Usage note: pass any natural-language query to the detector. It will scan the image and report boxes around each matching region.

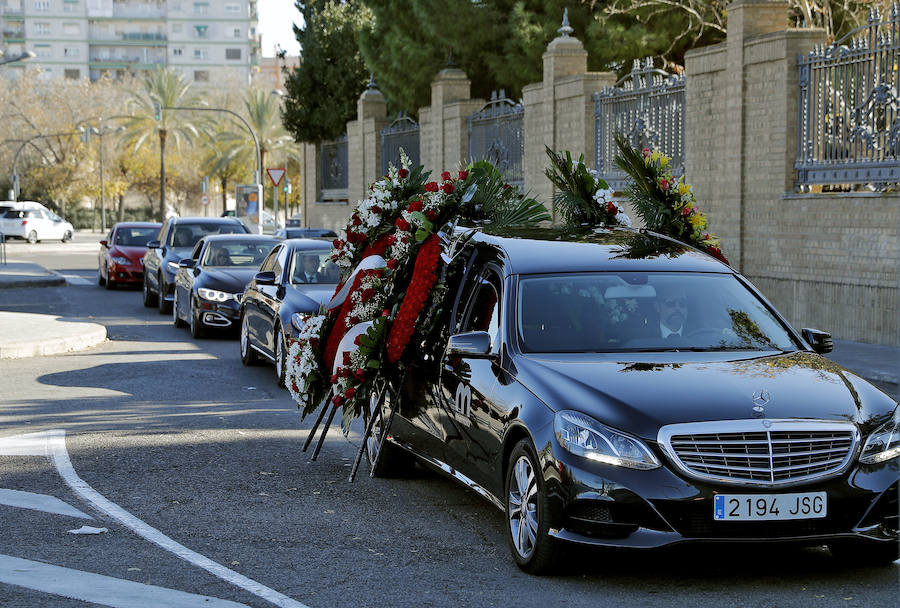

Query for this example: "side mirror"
[178,258,196,269]
[447,331,495,358]
[802,328,833,354]
[147,240,161,249]
[254,270,277,286]
[99,239,108,247]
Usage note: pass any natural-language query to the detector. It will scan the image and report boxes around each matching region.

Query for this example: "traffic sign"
[200,194,210,206]
[266,168,285,187]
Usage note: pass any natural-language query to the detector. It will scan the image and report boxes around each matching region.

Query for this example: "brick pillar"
[300,142,318,228]
[348,82,388,205]
[725,0,790,271]
[419,67,482,177]
[524,15,615,217]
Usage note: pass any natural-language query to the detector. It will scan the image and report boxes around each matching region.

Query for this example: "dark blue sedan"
[172,234,279,338]
[239,239,340,385]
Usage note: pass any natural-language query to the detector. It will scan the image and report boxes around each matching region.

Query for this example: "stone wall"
[294,0,899,345]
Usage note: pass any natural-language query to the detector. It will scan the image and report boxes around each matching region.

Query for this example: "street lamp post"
[162,105,263,231]
[76,116,130,232]
[0,50,36,67]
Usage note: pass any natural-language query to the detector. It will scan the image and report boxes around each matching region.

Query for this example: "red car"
[98,221,162,289]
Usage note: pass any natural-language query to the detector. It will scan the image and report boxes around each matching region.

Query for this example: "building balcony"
[2,29,24,39]
[122,32,166,41]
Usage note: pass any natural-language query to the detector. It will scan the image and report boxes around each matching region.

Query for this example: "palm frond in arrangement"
[613,134,729,265]
[544,146,622,226]
[467,160,550,228]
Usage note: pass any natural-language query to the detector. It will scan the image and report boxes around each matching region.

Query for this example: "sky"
[257,0,303,58]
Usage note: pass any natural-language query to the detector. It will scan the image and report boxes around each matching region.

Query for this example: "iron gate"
[320,135,348,200]
[381,114,420,175]
[467,91,525,188]
[796,4,899,189]
[593,58,686,191]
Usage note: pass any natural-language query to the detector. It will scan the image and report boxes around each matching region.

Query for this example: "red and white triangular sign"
[266,168,286,187]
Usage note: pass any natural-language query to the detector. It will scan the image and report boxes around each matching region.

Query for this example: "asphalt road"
[0,233,897,608]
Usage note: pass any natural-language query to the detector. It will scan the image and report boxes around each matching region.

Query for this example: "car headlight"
[860,406,900,464]
[198,288,232,303]
[110,256,130,265]
[166,261,180,273]
[554,410,660,470]
[291,313,307,332]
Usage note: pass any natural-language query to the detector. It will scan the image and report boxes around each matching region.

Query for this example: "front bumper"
[108,263,143,284]
[195,298,241,329]
[542,438,898,550]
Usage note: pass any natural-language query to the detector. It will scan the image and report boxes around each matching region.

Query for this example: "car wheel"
[62,230,72,243]
[365,381,415,477]
[275,323,287,388]
[142,272,158,307]
[189,298,205,338]
[240,313,259,365]
[104,264,115,290]
[829,539,899,566]
[173,290,187,328]
[157,274,171,314]
[98,269,106,286]
[505,439,560,575]
[26,231,37,244]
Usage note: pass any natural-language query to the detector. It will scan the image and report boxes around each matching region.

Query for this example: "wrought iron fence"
[796,4,899,189]
[467,91,525,188]
[381,114,420,175]
[320,135,348,200]
[593,58,686,191]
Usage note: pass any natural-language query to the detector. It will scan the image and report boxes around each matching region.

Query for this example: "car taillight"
[20,220,27,225]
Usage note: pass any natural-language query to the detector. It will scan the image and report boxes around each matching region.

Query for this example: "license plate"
[713,492,827,521]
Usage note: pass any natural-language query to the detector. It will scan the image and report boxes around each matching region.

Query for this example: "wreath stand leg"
[302,388,333,453]
[347,401,381,482]
[311,404,339,461]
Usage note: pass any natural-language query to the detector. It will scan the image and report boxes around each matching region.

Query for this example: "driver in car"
[212,247,232,266]
[654,284,688,338]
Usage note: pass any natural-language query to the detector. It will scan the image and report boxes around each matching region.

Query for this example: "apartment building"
[0,0,260,84]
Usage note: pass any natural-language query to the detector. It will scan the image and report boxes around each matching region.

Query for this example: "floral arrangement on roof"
[544,146,632,227]
[613,134,729,265]
[285,150,550,433]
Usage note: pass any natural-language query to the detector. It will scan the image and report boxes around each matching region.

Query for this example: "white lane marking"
[0,554,250,608]
[60,274,92,285]
[0,430,309,608]
[0,488,93,520]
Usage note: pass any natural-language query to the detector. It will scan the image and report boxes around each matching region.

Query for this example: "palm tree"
[123,68,202,222]
[212,88,291,217]
[201,123,252,214]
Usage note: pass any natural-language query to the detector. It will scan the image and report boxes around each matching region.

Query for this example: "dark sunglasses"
[662,298,687,309]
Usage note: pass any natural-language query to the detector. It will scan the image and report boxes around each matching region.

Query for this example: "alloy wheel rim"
[240,317,249,357]
[366,386,384,463]
[276,332,284,380]
[508,456,538,559]
[173,291,178,323]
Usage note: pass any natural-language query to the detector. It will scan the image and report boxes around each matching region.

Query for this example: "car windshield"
[288,249,339,285]
[115,227,158,246]
[202,239,278,267]
[168,223,246,247]
[517,272,798,353]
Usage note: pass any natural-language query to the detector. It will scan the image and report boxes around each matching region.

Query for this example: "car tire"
[275,323,287,388]
[104,265,115,290]
[240,313,259,365]
[829,539,899,566]
[365,381,415,478]
[142,272,158,307]
[173,290,187,328]
[505,439,560,575]
[157,274,171,314]
[98,270,106,286]
[189,298,205,338]
[26,231,37,244]
[62,230,72,243]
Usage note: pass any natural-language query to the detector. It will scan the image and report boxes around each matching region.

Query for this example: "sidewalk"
[0,262,66,289]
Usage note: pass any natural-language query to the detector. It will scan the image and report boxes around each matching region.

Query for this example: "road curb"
[0,274,67,289]
[0,314,107,359]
